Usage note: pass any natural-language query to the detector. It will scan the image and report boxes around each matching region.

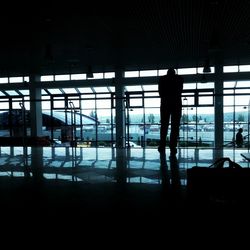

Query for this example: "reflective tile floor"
[0,146,250,236]
[0,146,249,184]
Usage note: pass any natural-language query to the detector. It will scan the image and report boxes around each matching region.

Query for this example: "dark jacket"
[158,74,184,106]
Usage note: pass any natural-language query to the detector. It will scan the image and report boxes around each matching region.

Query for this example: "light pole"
[69,101,76,146]
[183,97,188,148]
[248,98,250,151]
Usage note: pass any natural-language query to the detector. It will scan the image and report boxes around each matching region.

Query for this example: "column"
[115,69,125,148]
[214,52,224,149]
[30,75,43,137]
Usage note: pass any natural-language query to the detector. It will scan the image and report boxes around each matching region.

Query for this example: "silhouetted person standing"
[158,68,184,155]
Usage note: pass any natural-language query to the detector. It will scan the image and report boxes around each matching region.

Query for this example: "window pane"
[224,81,236,88]
[96,99,111,109]
[143,85,158,91]
[47,89,62,94]
[239,65,250,72]
[71,74,86,80]
[5,90,19,95]
[197,82,214,89]
[53,100,65,108]
[184,83,196,90]
[104,72,115,78]
[235,95,250,105]
[223,66,238,73]
[55,75,70,81]
[129,98,143,107]
[158,69,167,76]
[178,68,196,75]
[236,81,250,88]
[62,88,77,94]
[124,71,139,78]
[0,78,8,84]
[41,75,54,82]
[9,77,23,83]
[93,87,109,93]
[125,86,142,91]
[93,73,104,79]
[77,87,93,93]
[144,98,160,107]
[224,96,234,105]
[140,70,157,77]
[82,100,95,109]
[199,96,213,105]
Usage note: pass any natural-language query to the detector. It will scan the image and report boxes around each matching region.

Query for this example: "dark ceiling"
[1,0,250,75]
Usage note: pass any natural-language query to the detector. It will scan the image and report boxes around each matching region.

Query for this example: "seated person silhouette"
[235,128,244,147]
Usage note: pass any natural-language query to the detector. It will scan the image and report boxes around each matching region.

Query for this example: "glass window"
[239,65,250,72]
[53,100,65,108]
[223,66,238,73]
[9,77,23,83]
[62,88,77,94]
[41,75,54,82]
[125,86,142,91]
[224,96,235,106]
[55,75,70,81]
[124,71,139,78]
[0,101,9,109]
[82,100,95,109]
[197,82,214,89]
[93,87,110,93]
[140,70,157,77]
[235,89,250,94]
[93,73,104,79]
[18,90,29,95]
[224,81,236,88]
[108,87,115,92]
[144,92,159,97]
[224,89,234,94]
[144,98,160,107]
[77,87,93,93]
[24,76,30,82]
[158,69,167,76]
[71,74,86,80]
[235,95,250,105]
[96,94,110,98]
[5,90,19,96]
[184,83,196,90]
[178,68,196,75]
[182,96,194,106]
[47,89,62,94]
[42,101,51,109]
[143,85,158,91]
[96,99,111,109]
[0,78,8,84]
[236,81,250,88]
[129,98,143,107]
[68,99,80,109]
[104,72,115,78]
[199,96,213,105]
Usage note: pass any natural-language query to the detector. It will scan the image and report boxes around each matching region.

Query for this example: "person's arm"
[158,76,163,98]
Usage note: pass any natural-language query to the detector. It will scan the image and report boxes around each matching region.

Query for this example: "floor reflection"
[0,146,249,185]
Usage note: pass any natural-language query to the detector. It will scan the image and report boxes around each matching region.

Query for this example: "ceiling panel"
[0,0,250,75]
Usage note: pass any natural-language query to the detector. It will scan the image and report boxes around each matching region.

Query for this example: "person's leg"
[159,105,170,152]
[169,108,182,154]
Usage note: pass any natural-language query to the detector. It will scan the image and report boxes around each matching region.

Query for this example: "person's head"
[167,67,176,76]
[239,128,243,133]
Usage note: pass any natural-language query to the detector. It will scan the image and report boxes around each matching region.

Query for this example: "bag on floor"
[187,157,250,202]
